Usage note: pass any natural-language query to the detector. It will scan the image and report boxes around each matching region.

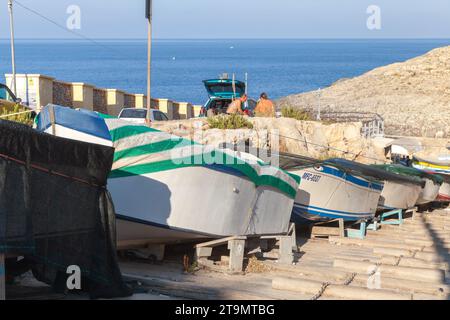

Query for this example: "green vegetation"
[280,106,312,121]
[207,114,254,130]
[0,104,34,126]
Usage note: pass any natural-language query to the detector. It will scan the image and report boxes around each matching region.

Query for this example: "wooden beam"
[195,236,247,249]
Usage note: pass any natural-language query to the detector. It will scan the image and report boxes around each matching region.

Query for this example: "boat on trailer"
[278,154,383,224]
[412,156,450,202]
[373,164,443,205]
[35,105,300,248]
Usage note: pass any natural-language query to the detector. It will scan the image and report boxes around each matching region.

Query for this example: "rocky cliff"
[277,46,450,138]
[152,117,385,164]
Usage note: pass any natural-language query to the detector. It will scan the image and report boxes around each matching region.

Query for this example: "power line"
[12,0,122,54]
[270,132,388,163]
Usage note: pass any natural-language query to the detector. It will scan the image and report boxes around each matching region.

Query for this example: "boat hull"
[413,158,449,202]
[437,177,450,202]
[416,178,441,205]
[378,180,422,210]
[289,165,382,224]
[109,166,294,247]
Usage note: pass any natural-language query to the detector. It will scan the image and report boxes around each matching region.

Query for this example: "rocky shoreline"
[277,46,450,138]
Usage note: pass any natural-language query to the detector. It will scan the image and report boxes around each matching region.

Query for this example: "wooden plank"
[0,253,5,300]
[195,236,247,249]
[311,226,341,237]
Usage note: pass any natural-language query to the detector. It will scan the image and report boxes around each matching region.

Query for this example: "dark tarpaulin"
[0,120,131,299]
[278,152,425,187]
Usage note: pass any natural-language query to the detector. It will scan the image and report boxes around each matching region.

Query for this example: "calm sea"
[1,39,449,105]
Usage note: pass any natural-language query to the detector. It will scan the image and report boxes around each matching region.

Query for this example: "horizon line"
[1,37,450,41]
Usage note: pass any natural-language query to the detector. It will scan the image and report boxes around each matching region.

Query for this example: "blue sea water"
[0,39,449,105]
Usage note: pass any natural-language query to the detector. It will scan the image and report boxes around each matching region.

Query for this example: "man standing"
[226,94,247,115]
[254,92,275,117]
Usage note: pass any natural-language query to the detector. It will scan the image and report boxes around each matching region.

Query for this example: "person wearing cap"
[226,94,247,115]
[254,92,275,117]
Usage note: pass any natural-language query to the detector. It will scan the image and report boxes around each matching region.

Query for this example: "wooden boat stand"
[311,207,418,241]
[194,223,297,274]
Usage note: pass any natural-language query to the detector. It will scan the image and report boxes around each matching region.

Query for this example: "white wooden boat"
[36,105,300,247]
[374,164,443,206]
[279,155,383,223]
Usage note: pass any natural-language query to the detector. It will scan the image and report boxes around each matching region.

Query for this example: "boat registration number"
[302,172,322,182]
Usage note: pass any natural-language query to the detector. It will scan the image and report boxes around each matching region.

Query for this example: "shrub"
[281,106,311,121]
[207,114,254,130]
[0,104,34,126]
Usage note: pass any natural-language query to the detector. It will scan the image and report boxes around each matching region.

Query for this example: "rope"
[0,109,34,118]
[310,272,357,300]
[310,282,330,301]
[343,272,357,286]
[367,263,382,277]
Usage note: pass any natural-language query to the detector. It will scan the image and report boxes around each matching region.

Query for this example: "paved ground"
[5,206,450,300]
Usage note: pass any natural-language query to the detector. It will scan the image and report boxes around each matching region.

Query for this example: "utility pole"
[145,0,153,123]
[8,0,17,96]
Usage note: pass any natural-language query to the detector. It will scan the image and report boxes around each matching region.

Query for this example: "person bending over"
[226,94,248,115]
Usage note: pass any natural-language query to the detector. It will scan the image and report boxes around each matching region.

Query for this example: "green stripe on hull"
[113,138,190,162]
[109,125,160,142]
[109,152,299,199]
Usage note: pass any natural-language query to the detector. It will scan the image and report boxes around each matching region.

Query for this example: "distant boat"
[373,164,443,205]
[278,154,383,224]
[35,105,300,248]
[412,156,450,202]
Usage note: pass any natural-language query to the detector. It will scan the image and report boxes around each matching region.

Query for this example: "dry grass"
[0,104,34,126]
[281,106,312,121]
[207,114,254,130]
[245,256,273,274]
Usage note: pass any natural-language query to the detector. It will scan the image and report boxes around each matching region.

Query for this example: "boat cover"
[374,164,444,185]
[36,105,300,199]
[326,158,426,186]
[279,153,421,186]
[0,119,131,299]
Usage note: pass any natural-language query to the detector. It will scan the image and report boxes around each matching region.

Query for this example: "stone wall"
[52,81,73,108]
[124,94,136,109]
[152,117,386,164]
[152,117,449,164]
[93,89,107,114]
[5,73,203,120]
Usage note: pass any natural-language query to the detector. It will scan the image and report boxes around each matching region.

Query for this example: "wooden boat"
[413,156,450,202]
[279,154,383,224]
[36,105,300,248]
[373,164,443,205]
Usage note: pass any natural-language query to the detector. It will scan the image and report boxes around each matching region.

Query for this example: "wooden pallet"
[194,224,297,273]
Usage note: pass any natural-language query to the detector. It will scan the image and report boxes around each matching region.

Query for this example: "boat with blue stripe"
[279,154,385,223]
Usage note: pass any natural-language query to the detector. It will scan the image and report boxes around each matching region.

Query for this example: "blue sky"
[0,0,449,39]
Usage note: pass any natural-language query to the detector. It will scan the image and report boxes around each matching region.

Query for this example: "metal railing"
[316,111,385,138]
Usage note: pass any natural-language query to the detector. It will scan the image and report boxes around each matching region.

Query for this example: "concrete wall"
[4,73,203,120]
